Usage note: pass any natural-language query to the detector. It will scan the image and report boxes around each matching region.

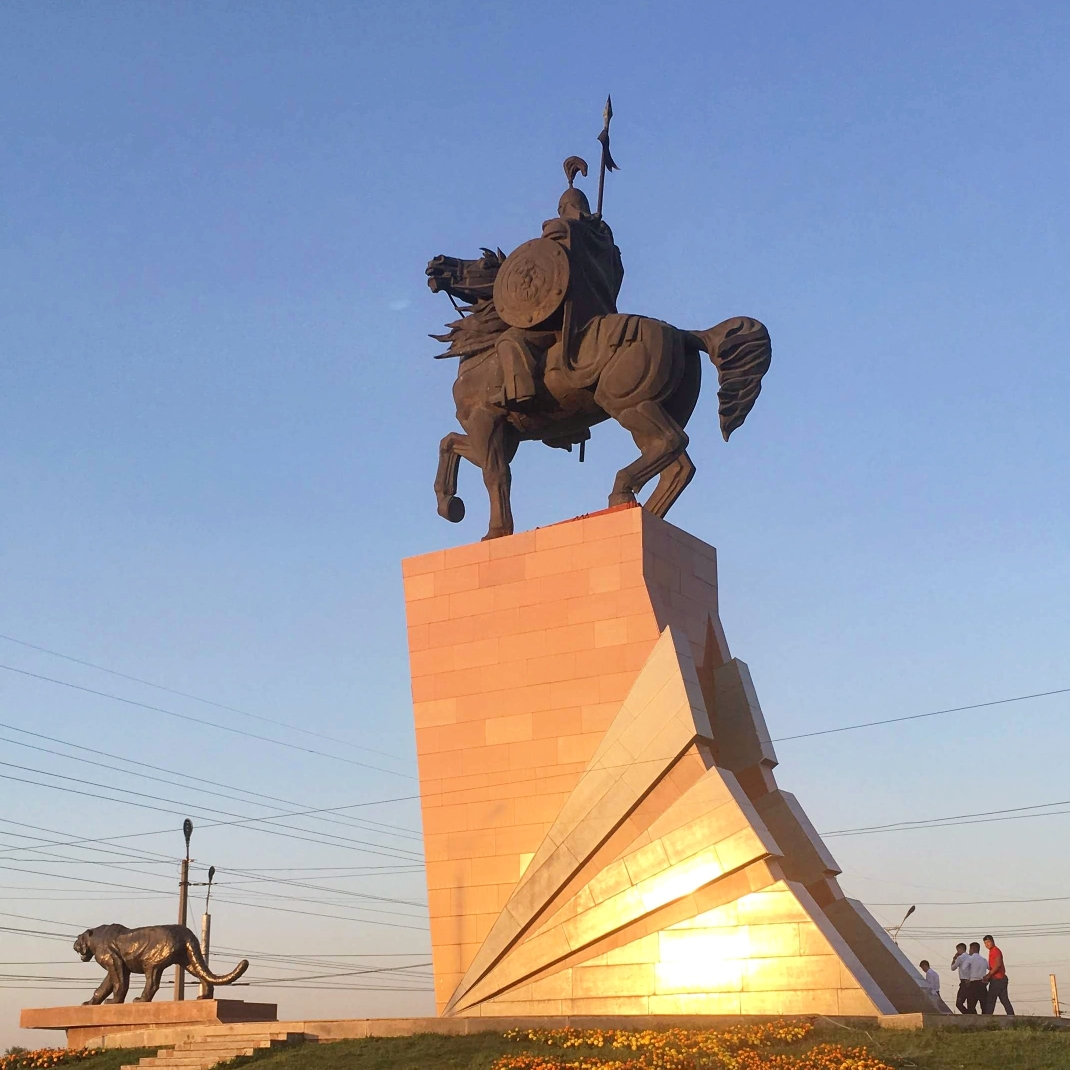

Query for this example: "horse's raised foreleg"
[607,400,689,515]
[435,431,470,523]
[443,411,519,540]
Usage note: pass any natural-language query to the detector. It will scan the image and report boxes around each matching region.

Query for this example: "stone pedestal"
[19,999,278,1048]
[403,505,943,1018]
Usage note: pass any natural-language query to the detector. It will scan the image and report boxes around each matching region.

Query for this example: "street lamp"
[174,819,193,1000]
[889,904,916,945]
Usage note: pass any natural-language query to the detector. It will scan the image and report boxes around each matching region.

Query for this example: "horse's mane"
[431,298,508,360]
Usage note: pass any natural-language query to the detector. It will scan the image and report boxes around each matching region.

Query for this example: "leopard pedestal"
[20,999,278,1048]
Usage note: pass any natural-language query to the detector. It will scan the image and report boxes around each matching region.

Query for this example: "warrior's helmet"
[558,186,592,220]
[559,156,592,219]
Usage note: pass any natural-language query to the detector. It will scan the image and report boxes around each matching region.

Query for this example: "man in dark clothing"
[982,934,1015,1015]
[950,942,970,1013]
[963,941,989,1013]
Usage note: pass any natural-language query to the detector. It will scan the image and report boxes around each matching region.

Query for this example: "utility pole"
[199,866,216,1000]
[1052,973,1062,1018]
[174,818,193,1001]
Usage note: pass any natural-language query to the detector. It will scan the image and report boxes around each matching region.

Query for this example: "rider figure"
[497,181,625,406]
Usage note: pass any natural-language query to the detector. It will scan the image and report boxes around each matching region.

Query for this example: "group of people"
[918,935,1014,1015]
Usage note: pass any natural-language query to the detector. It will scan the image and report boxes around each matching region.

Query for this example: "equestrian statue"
[426,99,772,540]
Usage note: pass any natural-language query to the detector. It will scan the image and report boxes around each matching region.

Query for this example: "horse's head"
[426,248,504,304]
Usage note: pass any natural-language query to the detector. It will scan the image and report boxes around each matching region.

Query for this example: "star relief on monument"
[425,99,772,540]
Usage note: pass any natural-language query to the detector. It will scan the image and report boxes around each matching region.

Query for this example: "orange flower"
[1,1047,94,1070]
[494,1021,892,1070]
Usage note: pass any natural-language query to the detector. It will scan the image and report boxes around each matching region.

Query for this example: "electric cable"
[823,797,1070,837]
[0,631,405,761]
[0,661,415,778]
[769,686,1070,743]
[0,723,422,842]
[0,767,423,860]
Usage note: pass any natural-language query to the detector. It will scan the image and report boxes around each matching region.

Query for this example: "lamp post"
[199,865,216,1000]
[889,904,916,945]
[174,818,193,1001]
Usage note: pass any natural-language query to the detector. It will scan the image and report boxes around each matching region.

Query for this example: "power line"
[243,962,432,984]
[0,805,428,920]
[216,866,425,907]
[0,796,418,858]
[0,661,415,778]
[0,815,431,923]
[188,895,428,931]
[0,843,430,923]
[213,944,430,960]
[0,766,423,860]
[770,686,1070,744]
[0,847,427,917]
[823,797,1070,837]
[0,720,422,842]
[868,896,1070,906]
[0,631,406,762]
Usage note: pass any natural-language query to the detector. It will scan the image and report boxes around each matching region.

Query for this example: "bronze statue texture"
[426,148,772,540]
[74,924,249,1004]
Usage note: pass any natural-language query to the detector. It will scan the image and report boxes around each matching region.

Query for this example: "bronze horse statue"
[426,249,771,540]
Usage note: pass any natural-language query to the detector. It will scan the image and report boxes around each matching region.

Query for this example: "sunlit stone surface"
[403,505,940,1017]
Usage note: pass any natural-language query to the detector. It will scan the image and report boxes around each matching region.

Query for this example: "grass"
[206,1022,1070,1070]
[79,1050,158,1070]
[838,1021,1070,1069]
[222,1034,522,1070]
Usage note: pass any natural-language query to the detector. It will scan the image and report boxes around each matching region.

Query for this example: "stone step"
[136,1053,258,1068]
[140,1059,253,1067]
[136,1059,254,1070]
[172,1041,277,1052]
[122,1026,306,1070]
[131,1063,244,1070]
[175,1034,300,1049]
[155,1049,261,1056]
[175,1031,299,1040]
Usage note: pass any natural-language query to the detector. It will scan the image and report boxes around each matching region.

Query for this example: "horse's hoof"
[608,491,637,507]
[438,496,465,523]
[481,528,511,541]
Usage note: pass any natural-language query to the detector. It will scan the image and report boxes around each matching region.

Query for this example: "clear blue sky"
[2,1,1069,1041]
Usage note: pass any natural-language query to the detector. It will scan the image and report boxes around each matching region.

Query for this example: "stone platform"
[56,1012,1062,1050]
[403,505,946,1018]
[19,999,278,1047]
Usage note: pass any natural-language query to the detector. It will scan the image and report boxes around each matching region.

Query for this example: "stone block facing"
[403,507,942,1016]
[20,1000,278,1048]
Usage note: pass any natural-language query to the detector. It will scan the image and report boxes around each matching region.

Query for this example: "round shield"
[493,238,570,329]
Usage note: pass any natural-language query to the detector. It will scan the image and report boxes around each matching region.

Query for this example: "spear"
[595,94,619,217]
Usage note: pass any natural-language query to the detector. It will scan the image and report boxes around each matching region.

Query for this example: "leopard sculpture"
[74,923,249,1004]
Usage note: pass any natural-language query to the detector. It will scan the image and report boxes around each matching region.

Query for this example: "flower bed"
[494,1022,893,1070]
[0,1050,94,1070]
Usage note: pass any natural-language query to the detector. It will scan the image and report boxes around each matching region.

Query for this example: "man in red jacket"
[982,934,1015,1015]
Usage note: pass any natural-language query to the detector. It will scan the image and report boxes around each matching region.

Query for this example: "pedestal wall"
[402,506,940,1018]
[404,505,723,1009]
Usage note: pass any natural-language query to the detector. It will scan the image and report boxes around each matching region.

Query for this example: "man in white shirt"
[963,941,990,1013]
[950,943,970,1013]
[919,959,940,1001]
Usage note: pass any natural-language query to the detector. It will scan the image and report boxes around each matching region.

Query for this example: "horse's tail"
[688,317,771,441]
[182,933,249,986]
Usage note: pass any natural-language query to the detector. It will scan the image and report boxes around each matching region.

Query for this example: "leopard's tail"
[183,934,249,985]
